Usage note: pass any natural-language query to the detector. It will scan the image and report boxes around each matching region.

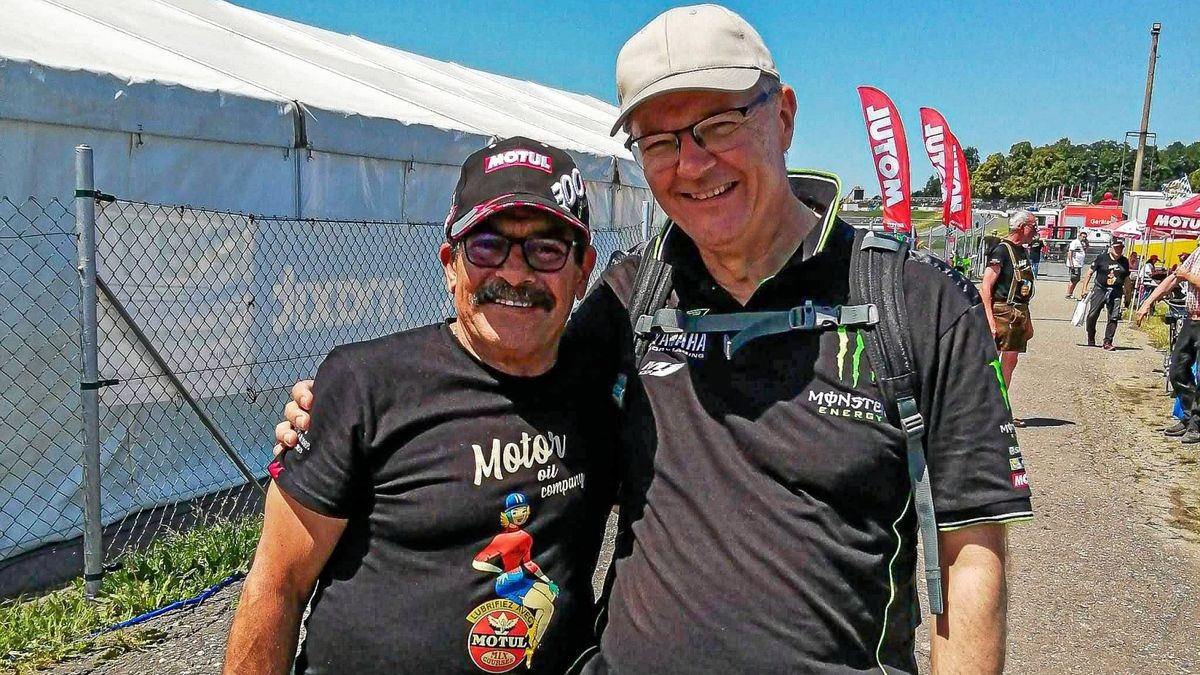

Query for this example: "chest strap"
[634,300,878,358]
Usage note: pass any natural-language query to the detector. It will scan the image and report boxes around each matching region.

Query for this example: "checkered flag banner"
[1163,175,1195,200]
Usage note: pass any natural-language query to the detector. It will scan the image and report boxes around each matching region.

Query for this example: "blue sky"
[234,0,1199,192]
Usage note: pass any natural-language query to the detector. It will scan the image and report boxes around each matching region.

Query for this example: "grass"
[0,516,260,673]
[1134,307,1171,350]
[842,208,967,236]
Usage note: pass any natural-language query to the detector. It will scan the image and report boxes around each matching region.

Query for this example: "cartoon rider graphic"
[472,493,559,668]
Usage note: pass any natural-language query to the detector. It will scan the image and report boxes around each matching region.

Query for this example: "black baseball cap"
[444,136,591,244]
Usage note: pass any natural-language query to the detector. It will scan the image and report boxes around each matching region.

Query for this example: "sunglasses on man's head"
[461,231,577,273]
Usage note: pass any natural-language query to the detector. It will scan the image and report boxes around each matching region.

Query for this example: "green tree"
[973,152,1007,200]
[969,137,1199,203]
[1190,167,1200,192]
[920,174,942,198]
[963,146,981,174]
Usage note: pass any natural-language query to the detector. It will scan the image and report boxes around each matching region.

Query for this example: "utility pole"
[1131,22,1161,192]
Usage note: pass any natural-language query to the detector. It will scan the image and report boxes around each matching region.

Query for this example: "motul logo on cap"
[484,149,553,174]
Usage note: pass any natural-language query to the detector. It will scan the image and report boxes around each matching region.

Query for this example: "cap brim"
[609,67,763,136]
[447,194,591,244]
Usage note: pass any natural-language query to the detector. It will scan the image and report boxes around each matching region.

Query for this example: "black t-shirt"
[1091,253,1131,291]
[568,220,1032,674]
[274,322,618,675]
[986,239,1035,304]
[1027,236,1045,261]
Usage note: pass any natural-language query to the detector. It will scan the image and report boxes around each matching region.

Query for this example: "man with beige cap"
[273,5,1029,674]
[573,5,1029,674]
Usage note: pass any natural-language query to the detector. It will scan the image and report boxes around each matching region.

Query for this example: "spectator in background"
[1136,254,1159,306]
[1066,230,1088,299]
[1079,239,1131,350]
[1125,251,1141,308]
[981,211,1037,426]
[1027,229,1045,278]
[1172,251,1189,274]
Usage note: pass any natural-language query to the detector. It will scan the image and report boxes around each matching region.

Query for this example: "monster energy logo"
[836,326,869,386]
[988,358,1011,409]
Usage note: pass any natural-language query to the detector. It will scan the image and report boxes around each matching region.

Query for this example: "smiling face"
[439,207,595,376]
[628,85,798,256]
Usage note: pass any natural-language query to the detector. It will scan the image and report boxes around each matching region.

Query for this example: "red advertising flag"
[918,107,953,226]
[918,107,972,232]
[948,137,973,232]
[857,86,912,232]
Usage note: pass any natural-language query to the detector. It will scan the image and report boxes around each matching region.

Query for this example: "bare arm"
[223,484,347,675]
[930,524,1008,675]
[979,265,999,335]
[1135,274,1182,325]
[1175,266,1200,285]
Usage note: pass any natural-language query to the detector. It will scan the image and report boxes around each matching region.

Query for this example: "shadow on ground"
[1020,417,1075,428]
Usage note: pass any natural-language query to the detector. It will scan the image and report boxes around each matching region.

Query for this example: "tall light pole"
[1131,22,1161,192]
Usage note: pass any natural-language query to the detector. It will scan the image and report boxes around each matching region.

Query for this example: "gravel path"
[40,275,1200,675]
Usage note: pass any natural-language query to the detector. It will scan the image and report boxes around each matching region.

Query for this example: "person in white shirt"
[1066,231,1088,298]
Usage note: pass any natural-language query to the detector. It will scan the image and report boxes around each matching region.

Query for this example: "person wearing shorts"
[981,211,1037,425]
[1066,231,1088,297]
[992,302,1031,352]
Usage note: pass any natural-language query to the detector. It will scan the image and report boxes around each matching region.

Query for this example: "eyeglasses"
[461,231,577,272]
[625,89,777,171]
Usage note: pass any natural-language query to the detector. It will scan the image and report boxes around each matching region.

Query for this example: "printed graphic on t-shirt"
[987,357,1030,488]
[467,493,560,673]
[806,327,886,423]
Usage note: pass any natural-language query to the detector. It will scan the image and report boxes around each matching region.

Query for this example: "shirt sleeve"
[273,346,368,518]
[985,243,1005,267]
[1184,249,1200,275]
[923,304,1033,530]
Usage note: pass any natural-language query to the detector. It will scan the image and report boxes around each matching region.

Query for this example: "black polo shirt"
[568,219,1032,674]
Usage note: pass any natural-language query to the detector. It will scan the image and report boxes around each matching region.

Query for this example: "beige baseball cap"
[610,4,778,136]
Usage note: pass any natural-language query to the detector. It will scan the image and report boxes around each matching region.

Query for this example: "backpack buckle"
[899,411,925,439]
[787,301,840,330]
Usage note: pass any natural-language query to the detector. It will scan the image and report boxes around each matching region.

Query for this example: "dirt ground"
[36,273,1200,675]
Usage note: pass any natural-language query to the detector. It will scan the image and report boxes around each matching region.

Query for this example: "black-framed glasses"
[625,88,777,170]
[462,231,577,272]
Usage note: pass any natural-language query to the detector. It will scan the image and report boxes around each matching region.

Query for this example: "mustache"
[472,278,556,311]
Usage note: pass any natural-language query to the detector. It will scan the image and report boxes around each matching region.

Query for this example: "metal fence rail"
[1,160,646,595]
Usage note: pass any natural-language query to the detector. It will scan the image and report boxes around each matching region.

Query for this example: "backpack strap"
[850,229,944,615]
[637,302,878,359]
[627,223,677,363]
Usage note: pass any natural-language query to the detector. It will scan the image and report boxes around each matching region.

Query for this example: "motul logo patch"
[484,149,553,174]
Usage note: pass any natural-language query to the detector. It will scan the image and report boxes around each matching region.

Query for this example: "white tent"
[0,0,651,224]
[0,0,656,571]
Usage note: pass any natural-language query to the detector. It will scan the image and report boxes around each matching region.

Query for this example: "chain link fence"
[0,185,645,596]
[0,197,83,576]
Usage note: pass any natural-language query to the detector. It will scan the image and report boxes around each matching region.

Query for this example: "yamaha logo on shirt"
[648,332,708,360]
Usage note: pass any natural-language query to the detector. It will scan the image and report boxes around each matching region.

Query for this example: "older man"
[981,211,1037,425]
[225,137,617,675]
[276,6,1031,674]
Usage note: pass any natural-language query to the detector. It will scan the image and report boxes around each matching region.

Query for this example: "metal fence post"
[75,145,104,598]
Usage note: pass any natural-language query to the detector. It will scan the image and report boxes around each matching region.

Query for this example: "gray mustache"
[472,279,555,311]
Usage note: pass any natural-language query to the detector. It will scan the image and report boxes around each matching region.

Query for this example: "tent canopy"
[1147,196,1200,239]
[0,0,651,221]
